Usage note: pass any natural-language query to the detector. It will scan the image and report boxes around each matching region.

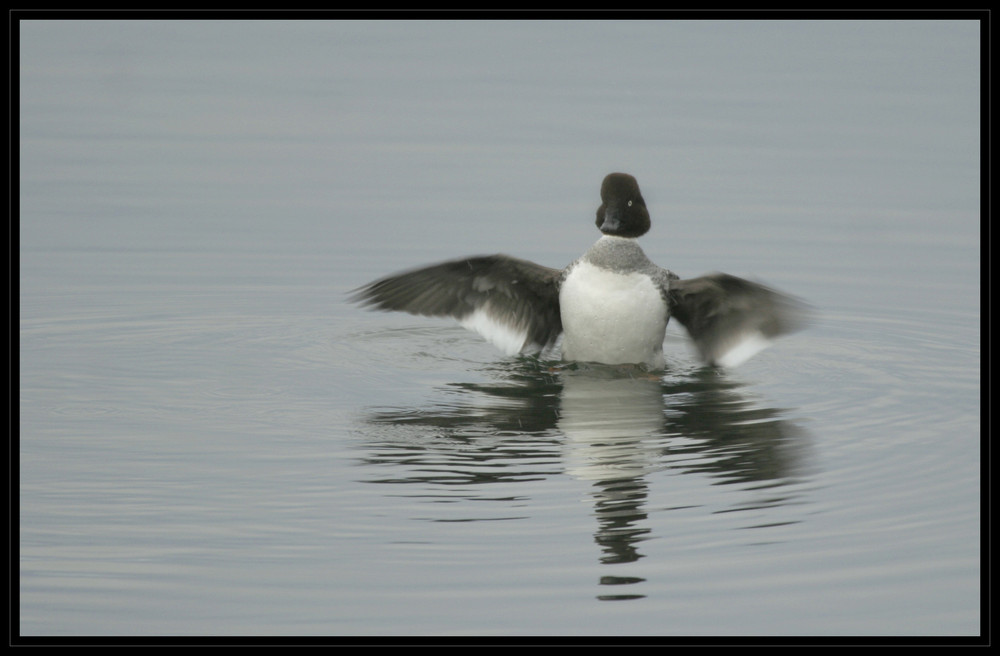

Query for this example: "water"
[18,19,981,638]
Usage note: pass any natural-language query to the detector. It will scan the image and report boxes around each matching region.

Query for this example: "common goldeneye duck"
[351,173,808,369]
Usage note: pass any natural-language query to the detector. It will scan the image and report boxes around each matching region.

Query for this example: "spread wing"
[668,273,810,367]
[350,255,563,355]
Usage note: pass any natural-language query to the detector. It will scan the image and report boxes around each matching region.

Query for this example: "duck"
[351,173,807,369]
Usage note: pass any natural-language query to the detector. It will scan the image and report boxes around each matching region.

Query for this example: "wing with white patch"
[350,255,563,355]
[667,273,810,367]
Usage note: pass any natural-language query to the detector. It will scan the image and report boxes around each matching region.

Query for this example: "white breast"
[558,260,668,368]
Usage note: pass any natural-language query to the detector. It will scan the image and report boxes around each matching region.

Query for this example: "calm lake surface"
[18,19,981,638]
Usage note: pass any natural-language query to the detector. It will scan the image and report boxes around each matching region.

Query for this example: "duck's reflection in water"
[559,369,663,580]
[360,358,811,601]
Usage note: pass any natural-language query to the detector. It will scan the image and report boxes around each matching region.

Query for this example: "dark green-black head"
[595,172,651,238]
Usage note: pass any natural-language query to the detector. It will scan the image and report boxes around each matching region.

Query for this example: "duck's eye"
[627,200,633,207]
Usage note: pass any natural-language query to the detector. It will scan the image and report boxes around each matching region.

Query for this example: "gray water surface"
[19,19,980,637]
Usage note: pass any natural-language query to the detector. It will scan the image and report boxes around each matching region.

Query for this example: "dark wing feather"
[668,273,810,367]
[350,254,563,354]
